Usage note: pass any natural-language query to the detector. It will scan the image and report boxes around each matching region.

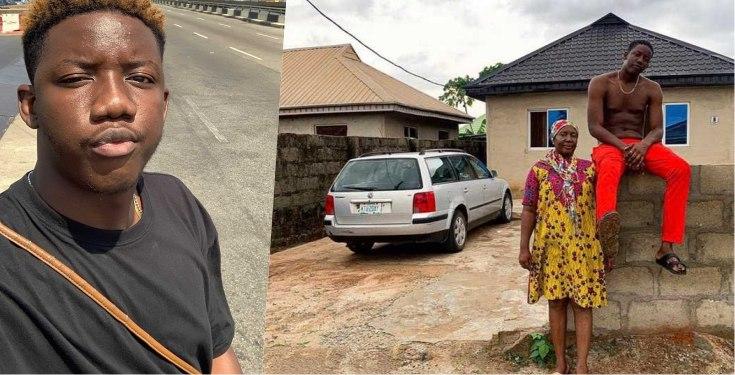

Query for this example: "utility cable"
[304,0,444,87]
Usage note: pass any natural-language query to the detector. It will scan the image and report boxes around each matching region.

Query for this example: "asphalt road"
[0,5,283,372]
[0,36,26,134]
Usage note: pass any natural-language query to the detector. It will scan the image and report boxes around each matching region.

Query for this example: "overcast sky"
[283,0,734,117]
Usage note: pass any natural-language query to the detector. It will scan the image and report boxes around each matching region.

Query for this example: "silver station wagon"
[323,149,512,253]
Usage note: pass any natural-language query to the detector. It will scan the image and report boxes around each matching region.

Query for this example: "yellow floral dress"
[522,158,607,308]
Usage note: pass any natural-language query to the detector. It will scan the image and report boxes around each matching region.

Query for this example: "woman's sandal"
[656,252,687,275]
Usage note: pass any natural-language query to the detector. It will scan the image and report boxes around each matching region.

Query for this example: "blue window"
[529,108,568,148]
[663,103,689,146]
[547,109,568,147]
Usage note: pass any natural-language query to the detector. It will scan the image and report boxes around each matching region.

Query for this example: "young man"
[587,40,690,275]
[0,0,242,372]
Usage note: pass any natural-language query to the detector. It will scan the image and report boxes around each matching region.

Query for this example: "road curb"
[163,3,284,29]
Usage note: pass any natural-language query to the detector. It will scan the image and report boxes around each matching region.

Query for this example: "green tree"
[478,62,504,80]
[439,75,474,114]
[440,63,504,114]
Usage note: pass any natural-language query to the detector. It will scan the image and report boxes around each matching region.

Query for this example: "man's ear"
[17,84,37,129]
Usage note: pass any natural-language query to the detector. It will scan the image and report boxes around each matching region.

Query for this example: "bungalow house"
[279,44,473,140]
[465,13,734,191]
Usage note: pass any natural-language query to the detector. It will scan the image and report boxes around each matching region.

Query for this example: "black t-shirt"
[0,172,234,373]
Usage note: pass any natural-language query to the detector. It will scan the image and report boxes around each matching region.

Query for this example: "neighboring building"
[279,44,473,140]
[465,13,734,191]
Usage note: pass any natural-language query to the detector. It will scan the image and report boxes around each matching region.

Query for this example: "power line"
[303,0,444,87]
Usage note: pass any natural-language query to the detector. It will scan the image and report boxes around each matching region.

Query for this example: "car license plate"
[357,203,382,214]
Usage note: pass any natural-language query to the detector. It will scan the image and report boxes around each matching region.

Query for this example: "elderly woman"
[519,119,607,374]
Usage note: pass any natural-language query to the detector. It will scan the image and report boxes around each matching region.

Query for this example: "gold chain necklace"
[617,70,640,95]
[132,192,143,218]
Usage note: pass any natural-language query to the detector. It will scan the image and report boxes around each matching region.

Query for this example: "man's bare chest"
[604,83,650,114]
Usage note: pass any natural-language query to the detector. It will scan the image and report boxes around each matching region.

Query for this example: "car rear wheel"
[497,191,513,223]
[346,241,374,254]
[443,211,467,253]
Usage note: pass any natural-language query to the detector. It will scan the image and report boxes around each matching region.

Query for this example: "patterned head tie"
[550,119,577,143]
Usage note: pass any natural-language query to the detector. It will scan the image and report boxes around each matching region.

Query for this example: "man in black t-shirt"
[0,0,241,372]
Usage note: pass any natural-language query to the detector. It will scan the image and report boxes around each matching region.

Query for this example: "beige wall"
[485,91,590,192]
[279,112,461,140]
[278,113,387,137]
[663,86,734,165]
[383,112,459,140]
[485,86,734,192]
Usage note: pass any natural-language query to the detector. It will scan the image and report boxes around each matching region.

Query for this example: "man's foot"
[597,211,621,259]
[655,252,687,275]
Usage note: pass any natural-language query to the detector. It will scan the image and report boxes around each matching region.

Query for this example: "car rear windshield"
[332,158,422,192]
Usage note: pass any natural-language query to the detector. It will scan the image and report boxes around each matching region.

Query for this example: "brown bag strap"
[0,221,201,375]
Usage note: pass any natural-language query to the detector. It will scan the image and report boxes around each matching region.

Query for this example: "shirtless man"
[587,40,690,275]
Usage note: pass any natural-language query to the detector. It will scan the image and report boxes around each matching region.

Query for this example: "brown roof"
[280,44,473,123]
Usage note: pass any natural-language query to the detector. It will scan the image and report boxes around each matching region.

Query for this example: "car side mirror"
[490,170,498,178]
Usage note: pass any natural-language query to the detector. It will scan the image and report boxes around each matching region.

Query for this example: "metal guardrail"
[154,0,285,26]
[184,0,284,9]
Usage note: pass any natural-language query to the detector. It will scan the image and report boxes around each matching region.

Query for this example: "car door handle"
[463,188,469,192]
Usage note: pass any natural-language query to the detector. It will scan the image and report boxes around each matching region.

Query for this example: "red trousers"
[592,139,690,244]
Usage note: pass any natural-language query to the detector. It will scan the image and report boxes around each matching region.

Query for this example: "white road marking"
[183,97,228,143]
[229,47,262,61]
[193,32,209,39]
[218,23,232,28]
[256,32,280,40]
[173,24,182,28]
[197,17,204,20]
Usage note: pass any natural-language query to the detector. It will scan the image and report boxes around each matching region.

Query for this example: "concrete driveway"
[264,201,549,373]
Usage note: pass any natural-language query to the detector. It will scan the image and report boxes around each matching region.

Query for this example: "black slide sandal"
[656,252,687,275]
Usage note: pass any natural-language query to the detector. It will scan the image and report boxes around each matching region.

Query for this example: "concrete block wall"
[593,165,733,336]
[270,133,487,250]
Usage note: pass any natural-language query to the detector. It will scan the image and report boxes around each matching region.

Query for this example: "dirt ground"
[264,203,734,373]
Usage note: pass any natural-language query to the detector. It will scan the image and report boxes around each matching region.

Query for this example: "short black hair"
[627,40,653,56]
[22,0,166,83]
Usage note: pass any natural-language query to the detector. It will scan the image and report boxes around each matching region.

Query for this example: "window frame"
[404,126,419,139]
[662,102,690,147]
[438,130,450,140]
[527,108,569,150]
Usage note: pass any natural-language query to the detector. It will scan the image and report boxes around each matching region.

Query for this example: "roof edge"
[466,13,734,90]
[283,43,354,53]
[590,13,629,26]
[466,73,734,99]
[280,103,474,123]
